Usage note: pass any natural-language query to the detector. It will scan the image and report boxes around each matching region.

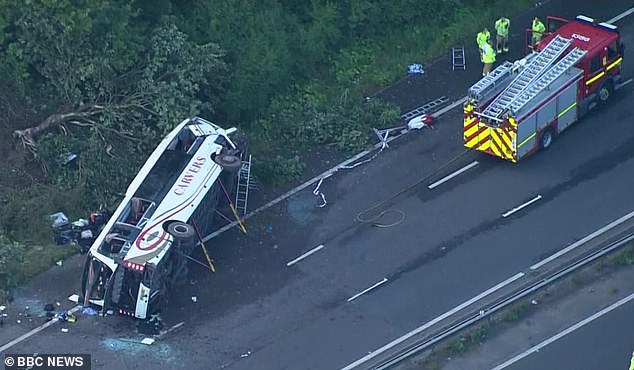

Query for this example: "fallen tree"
[2,1,228,205]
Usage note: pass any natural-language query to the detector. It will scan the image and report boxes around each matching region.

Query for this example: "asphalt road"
[1,1,633,370]
[503,295,634,370]
[440,256,634,370]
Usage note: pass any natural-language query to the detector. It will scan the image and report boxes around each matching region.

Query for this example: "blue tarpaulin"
[407,64,424,75]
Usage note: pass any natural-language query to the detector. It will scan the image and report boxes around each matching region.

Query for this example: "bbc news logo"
[4,354,90,369]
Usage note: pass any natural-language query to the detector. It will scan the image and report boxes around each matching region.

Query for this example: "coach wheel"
[167,221,196,241]
[214,153,242,172]
[597,81,613,105]
[540,128,554,150]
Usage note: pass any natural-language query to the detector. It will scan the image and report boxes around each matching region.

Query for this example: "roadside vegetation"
[0,0,535,300]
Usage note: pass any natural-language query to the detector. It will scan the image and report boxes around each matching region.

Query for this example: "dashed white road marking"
[347,278,388,302]
[491,291,634,369]
[531,208,634,270]
[502,195,542,218]
[286,244,325,266]
[341,272,525,369]
[428,161,479,189]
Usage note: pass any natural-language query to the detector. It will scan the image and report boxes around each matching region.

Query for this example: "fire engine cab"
[464,15,625,162]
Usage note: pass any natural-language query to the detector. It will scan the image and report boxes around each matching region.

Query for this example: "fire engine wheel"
[167,221,197,241]
[214,153,242,172]
[540,128,554,150]
[597,81,613,105]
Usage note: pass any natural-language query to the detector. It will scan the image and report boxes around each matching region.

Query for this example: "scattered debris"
[81,306,98,316]
[407,113,434,130]
[312,177,328,208]
[141,338,155,345]
[101,338,176,363]
[373,126,403,150]
[137,314,163,335]
[407,63,424,75]
[155,321,185,340]
[241,351,252,358]
[58,311,76,323]
[191,296,198,303]
[43,303,56,321]
[56,260,63,266]
[399,96,449,122]
[531,299,538,305]
[68,294,79,304]
[52,209,110,248]
[61,328,69,333]
[62,152,78,166]
[50,212,69,228]
[0,305,6,326]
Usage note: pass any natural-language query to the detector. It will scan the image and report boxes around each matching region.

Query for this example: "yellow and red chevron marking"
[464,107,517,162]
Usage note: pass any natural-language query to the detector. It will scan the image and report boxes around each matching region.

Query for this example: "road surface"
[0,1,633,370]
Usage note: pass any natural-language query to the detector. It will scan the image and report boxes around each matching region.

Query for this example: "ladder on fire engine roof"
[468,61,515,102]
[482,35,573,119]
[508,47,587,114]
[235,153,253,217]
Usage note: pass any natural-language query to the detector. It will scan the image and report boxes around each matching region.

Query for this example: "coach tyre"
[214,153,242,172]
[167,221,196,242]
[540,128,554,150]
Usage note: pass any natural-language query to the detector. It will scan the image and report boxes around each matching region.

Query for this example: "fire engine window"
[589,55,601,73]
[607,40,618,60]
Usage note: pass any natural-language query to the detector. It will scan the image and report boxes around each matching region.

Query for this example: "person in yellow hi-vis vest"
[476,27,490,52]
[532,16,546,48]
[629,350,634,370]
[495,16,510,53]
[481,42,496,76]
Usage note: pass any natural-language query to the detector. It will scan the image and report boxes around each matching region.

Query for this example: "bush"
[0,183,84,244]
[0,234,26,301]
[254,155,306,186]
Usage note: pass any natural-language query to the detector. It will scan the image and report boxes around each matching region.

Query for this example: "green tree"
[2,0,228,206]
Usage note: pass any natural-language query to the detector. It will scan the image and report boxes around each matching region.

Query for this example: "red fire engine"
[464,15,626,162]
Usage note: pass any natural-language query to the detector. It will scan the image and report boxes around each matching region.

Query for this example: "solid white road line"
[608,6,634,23]
[428,161,479,189]
[0,305,82,353]
[341,272,525,370]
[433,96,468,117]
[616,78,633,89]
[286,244,325,266]
[502,195,542,218]
[531,208,634,270]
[490,291,634,370]
[347,278,388,302]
